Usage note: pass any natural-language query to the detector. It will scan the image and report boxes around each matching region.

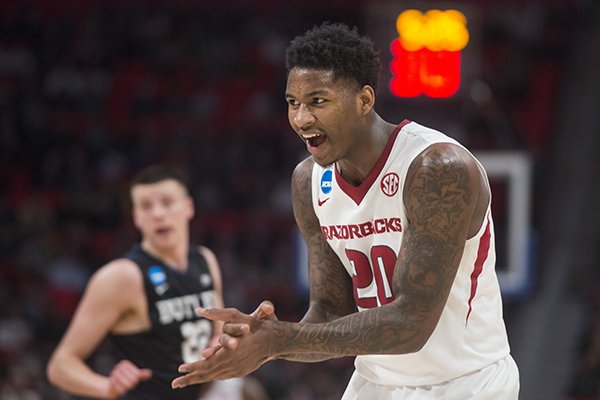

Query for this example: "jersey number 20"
[346,245,397,308]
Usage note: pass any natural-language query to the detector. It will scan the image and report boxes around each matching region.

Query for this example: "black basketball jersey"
[109,243,216,400]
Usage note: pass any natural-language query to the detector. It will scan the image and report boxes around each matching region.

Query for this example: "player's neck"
[337,116,396,186]
[141,240,189,272]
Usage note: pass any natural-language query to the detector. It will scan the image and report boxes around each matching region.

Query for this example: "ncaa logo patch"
[381,173,400,197]
[148,266,167,286]
[320,169,333,194]
[148,265,169,295]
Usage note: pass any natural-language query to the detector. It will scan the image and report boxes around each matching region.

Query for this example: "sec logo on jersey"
[381,173,399,196]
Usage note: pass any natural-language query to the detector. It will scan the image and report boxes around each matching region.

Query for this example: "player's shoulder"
[197,244,216,260]
[292,155,315,185]
[197,245,221,275]
[293,155,315,174]
[90,258,143,290]
[406,142,488,206]
[78,258,145,310]
[412,142,481,175]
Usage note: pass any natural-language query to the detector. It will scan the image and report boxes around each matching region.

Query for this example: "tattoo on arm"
[281,160,355,361]
[292,160,356,324]
[399,147,472,310]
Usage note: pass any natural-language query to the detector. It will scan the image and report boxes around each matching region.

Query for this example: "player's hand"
[172,305,277,388]
[199,301,277,359]
[106,359,152,398]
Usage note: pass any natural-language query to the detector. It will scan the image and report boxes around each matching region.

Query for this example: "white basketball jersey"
[311,121,511,386]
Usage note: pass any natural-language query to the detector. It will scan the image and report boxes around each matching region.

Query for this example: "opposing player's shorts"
[341,355,519,400]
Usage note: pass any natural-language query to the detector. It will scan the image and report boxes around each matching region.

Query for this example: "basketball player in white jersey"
[172,22,520,399]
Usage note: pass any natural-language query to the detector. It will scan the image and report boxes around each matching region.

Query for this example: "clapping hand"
[171,301,277,389]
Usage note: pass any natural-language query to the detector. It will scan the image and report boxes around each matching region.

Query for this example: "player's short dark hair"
[285,22,381,93]
[130,164,189,194]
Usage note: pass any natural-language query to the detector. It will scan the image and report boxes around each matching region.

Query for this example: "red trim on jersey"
[335,120,411,205]
[466,218,491,324]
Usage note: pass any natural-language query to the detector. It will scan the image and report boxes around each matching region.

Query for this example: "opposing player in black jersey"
[47,165,225,399]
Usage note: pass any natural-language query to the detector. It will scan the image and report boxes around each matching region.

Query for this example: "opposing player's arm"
[267,143,486,357]
[46,259,147,398]
[200,245,225,340]
[200,245,224,310]
[292,157,357,324]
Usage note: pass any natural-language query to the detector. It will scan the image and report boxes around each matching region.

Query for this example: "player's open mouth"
[303,133,327,148]
[156,227,172,236]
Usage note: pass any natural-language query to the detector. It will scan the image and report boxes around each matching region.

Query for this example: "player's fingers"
[116,360,151,385]
[201,344,221,359]
[139,368,152,381]
[255,301,277,320]
[110,361,140,394]
[172,371,210,388]
[221,322,250,337]
[120,367,142,387]
[109,373,127,395]
[113,360,139,381]
[174,361,212,387]
[173,365,231,388]
[196,307,249,323]
[218,333,239,349]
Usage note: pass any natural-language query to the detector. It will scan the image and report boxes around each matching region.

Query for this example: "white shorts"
[341,355,519,400]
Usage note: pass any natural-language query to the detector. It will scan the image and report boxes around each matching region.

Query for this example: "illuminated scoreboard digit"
[390,9,469,98]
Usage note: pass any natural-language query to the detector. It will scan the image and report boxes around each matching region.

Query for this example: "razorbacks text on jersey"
[311,121,511,386]
[109,244,216,400]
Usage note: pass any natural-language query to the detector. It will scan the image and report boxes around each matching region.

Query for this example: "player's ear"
[358,85,375,115]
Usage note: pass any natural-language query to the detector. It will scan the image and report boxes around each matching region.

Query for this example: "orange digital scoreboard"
[390,9,469,98]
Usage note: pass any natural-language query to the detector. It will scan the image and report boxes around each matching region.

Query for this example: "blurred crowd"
[0,0,597,399]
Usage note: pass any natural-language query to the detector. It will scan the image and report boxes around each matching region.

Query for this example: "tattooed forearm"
[271,300,422,359]
[277,352,337,362]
